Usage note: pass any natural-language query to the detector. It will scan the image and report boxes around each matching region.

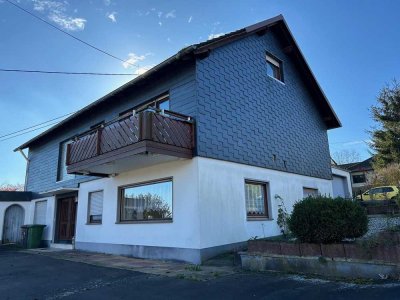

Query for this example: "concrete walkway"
[23,248,239,281]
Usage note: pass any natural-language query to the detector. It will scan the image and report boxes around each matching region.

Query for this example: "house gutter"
[18,148,29,162]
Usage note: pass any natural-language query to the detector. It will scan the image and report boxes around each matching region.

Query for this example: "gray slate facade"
[25,28,333,195]
[196,31,331,179]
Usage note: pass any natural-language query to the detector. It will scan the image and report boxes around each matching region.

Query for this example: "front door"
[56,197,77,243]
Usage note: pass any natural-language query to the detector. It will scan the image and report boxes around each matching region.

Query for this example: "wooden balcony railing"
[66,110,194,174]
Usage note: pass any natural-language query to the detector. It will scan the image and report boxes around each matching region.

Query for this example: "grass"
[185,264,202,272]
[261,234,297,243]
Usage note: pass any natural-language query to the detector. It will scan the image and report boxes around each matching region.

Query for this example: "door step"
[50,243,73,250]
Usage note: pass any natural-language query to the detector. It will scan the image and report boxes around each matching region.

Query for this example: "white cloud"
[167,37,171,43]
[122,53,147,69]
[188,16,192,23]
[107,11,117,23]
[158,21,162,26]
[208,32,225,40]
[157,11,163,18]
[342,140,371,146]
[165,10,176,19]
[104,0,111,6]
[31,0,86,31]
[49,14,86,30]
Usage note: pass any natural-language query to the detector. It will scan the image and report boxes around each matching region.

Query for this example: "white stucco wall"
[0,196,55,243]
[197,157,333,248]
[75,157,333,252]
[27,196,56,242]
[75,158,200,249]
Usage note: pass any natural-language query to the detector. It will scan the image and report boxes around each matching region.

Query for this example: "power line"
[0,112,76,140]
[0,69,137,76]
[5,0,138,68]
[0,120,63,142]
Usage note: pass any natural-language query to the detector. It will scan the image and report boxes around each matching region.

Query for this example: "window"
[383,187,394,193]
[34,200,47,225]
[352,174,366,184]
[303,187,319,198]
[370,188,382,195]
[119,179,173,222]
[119,93,170,117]
[157,98,170,111]
[245,180,269,219]
[88,191,103,224]
[57,140,76,181]
[266,53,283,81]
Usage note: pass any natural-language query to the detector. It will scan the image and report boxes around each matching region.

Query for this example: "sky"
[0,0,399,185]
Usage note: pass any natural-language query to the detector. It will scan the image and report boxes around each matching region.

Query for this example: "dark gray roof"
[338,157,374,172]
[16,15,341,151]
[0,191,32,202]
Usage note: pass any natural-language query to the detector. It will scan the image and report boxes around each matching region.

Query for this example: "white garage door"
[34,200,47,225]
[332,175,348,198]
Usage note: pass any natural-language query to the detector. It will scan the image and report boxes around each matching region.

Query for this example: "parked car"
[356,186,399,201]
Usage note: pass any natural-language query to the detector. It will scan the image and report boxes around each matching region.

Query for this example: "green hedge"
[288,196,368,244]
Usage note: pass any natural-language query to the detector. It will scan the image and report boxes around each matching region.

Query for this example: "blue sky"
[0,0,399,184]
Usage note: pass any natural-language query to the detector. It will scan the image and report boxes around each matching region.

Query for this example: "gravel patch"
[365,215,400,237]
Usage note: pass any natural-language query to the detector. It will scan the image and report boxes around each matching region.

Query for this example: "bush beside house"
[288,196,368,244]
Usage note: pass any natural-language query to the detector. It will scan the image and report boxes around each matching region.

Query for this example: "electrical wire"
[0,69,137,76]
[0,120,63,142]
[4,0,138,68]
[0,112,76,139]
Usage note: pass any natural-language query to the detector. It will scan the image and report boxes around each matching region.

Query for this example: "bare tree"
[332,149,361,165]
[0,183,24,191]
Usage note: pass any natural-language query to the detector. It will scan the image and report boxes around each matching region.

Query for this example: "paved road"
[1,247,400,300]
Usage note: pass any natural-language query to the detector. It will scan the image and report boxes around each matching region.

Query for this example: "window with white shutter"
[34,200,47,225]
[88,191,103,224]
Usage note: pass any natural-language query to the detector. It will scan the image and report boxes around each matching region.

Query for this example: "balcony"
[66,109,194,176]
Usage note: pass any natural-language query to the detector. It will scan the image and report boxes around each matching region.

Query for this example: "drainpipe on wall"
[17,149,30,191]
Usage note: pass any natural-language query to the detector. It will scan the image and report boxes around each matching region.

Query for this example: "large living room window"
[118,178,173,222]
[245,180,269,219]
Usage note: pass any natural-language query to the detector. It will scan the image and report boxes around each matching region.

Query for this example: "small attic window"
[266,53,283,82]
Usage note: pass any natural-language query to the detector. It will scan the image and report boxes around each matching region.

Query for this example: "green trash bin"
[20,225,46,249]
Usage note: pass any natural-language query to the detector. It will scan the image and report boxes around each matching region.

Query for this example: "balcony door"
[56,196,77,243]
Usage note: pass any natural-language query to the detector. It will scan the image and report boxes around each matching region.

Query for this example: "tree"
[369,163,400,187]
[0,183,24,191]
[370,80,400,168]
[124,193,172,220]
[332,149,361,165]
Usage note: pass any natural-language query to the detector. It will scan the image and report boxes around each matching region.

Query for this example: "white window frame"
[266,53,283,82]
[88,190,104,224]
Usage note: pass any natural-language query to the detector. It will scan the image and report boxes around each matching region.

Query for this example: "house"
[4,15,341,263]
[338,157,374,196]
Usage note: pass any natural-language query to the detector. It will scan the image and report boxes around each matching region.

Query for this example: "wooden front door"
[56,197,77,243]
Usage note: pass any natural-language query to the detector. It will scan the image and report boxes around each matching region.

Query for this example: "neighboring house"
[338,157,375,196]
[4,15,341,263]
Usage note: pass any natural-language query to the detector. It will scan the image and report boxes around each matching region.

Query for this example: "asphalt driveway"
[1,247,400,300]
